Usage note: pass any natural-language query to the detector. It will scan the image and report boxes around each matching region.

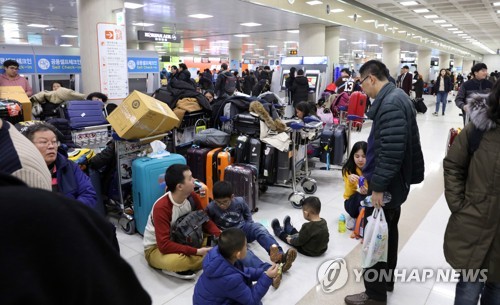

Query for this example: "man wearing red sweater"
[143,164,221,280]
[0,59,33,96]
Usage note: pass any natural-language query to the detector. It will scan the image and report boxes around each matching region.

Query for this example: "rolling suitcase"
[218,148,234,181]
[187,146,211,184]
[262,144,277,184]
[276,150,291,184]
[235,135,249,163]
[233,113,261,136]
[224,164,258,212]
[60,100,107,129]
[332,124,347,165]
[347,92,367,128]
[248,138,262,173]
[132,153,186,235]
[194,179,209,209]
[206,147,223,199]
[0,99,23,124]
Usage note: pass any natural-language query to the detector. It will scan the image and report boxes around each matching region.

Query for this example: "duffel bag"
[193,128,230,148]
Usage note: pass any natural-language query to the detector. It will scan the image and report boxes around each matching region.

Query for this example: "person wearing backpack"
[291,69,309,107]
[143,164,221,280]
[443,80,500,304]
[215,63,236,98]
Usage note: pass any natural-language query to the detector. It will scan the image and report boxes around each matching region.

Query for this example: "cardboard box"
[107,90,179,140]
[0,86,32,121]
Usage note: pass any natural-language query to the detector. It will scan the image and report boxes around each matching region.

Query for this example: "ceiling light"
[245,51,253,53]
[255,48,264,51]
[441,24,452,27]
[132,22,154,27]
[27,24,49,28]
[267,45,277,48]
[424,14,439,19]
[284,41,297,44]
[60,44,72,47]
[457,33,467,36]
[447,28,458,31]
[188,14,213,19]
[433,20,446,23]
[234,34,250,37]
[352,50,363,52]
[494,2,500,6]
[398,30,407,33]
[363,19,375,23]
[400,1,419,6]
[331,9,344,13]
[241,22,262,27]
[348,14,361,18]
[413,9,430,13]
[287,30,299,33]
[124,2,144,9]
[497,10,500,13]
[191,38,206,41]
[367,44,378,47]
[351,41,363,44]
[215,40,229,43]
[244,43,256,46]
[157,51,166,54]
[339,38,346,41]
[306,1,323,5]
[61,35,78,38]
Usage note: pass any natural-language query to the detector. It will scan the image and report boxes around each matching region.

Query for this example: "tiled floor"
[115,94,463,305]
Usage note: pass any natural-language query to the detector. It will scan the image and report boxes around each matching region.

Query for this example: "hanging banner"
[127,57,159,73]
[35,55,81,74]
[0,54,36,74]
[97,23,129,99]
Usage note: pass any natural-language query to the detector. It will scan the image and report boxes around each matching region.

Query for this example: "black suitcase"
[276,150,291,184]
[414,98,427,114]
[235,135,249,163]
[224,164,258,212]
[0,99,23,124]
[262,144,277,184]
[186,147,211,183]
[320,124,347,166]
[233,113,260,136]
[248,138,262,174]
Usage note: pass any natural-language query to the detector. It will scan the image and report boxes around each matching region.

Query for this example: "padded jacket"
[443,93,500,282]
[366,82,425,208]
[455,78,492,110]
[193,246,272,305]
[433,76,452,94]
[291,76,309,105]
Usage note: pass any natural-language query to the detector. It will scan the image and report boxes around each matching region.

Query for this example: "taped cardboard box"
[0,86,32,121]
[107,90,179,140]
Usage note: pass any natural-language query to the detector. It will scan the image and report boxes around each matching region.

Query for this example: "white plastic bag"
[361,208,389,268]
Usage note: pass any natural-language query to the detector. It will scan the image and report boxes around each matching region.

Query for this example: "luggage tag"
[195,119,207,133]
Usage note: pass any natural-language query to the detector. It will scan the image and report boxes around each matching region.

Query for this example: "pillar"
[140,42,156,51]
[325,26,340,85]
[416,49,431,82]
[382,42,400,80]
[439,53,451,70]
[78,0,124,94]
[463,59,473,76]
[454,56,463,74]
[127,41,139,50]
[229,48,242,74]
[299,24,325,56]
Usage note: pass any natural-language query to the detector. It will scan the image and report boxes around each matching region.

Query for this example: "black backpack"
[219,71,237,96]
[170,198,209,248]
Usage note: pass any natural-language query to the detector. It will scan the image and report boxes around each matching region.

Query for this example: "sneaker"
[442,113,445,116]
[346,215,356,231]
[344,292,387,305]
[281,248,297,272]
[432,112,438,116]
[272,269,282,289]
[271,219,282,237]
[269,244,282,263]
[283,215,293,234]
[162,269,197,280]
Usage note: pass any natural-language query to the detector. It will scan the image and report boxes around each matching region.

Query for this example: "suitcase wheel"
[288,192,305,209]
[301,179,317,195]
[119,213,136,235]
[259,184,268,193]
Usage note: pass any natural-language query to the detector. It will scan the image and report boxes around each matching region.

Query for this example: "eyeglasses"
[34,140,60,147]
[359,75,370,86]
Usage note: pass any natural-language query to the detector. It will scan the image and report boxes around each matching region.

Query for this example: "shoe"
[272,269,282,289]
[269,244,282,263]
[344,292,387,305]
[281,248,297,273]
[283,215,293,234]
[271,219,282,237]
[432,112,438,116]
[162,269,197,280]
[442,113,445,116]
[346,215,356,231]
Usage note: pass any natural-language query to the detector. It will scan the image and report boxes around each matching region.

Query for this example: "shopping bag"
[361,208,388,268]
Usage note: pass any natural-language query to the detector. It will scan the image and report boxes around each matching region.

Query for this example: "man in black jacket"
[455,63,492,125]
[291,69,309,107]
[345,60,424,305]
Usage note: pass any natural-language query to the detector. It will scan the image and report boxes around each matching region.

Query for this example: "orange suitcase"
[206,147,223,199]
[194,179,209,209]
[218,148,234,182]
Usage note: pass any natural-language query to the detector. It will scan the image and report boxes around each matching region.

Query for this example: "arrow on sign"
[105,31,114,39]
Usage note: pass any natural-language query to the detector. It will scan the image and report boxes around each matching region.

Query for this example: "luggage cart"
[71,124,113,151]
[171,110,209,154]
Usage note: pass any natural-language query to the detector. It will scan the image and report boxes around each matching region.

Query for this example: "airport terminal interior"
[1,0,500,304]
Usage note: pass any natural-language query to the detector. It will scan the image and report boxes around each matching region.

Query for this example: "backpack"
[170,198,209,248]
[219,71,237,96]
[330,91,350,117]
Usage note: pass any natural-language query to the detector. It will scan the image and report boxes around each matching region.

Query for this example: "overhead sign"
[35,55,81,74]
[97,23,129,99]
[0,54,36,74]
[127,57,159,73]
[137,30,181,43]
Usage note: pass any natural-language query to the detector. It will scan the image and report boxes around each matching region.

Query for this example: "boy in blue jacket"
[193,228,278,305]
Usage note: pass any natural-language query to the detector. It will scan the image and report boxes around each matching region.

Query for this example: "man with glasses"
[0,59,33,96]
[345,60,424,305]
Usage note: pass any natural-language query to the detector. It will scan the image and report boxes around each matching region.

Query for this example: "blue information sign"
[0,54,36,74]
[35,55,82,74]
[127,57,159,73]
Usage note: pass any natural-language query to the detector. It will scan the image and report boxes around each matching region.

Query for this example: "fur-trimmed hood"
[467,92,496,131]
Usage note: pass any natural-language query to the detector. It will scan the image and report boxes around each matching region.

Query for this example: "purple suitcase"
[224,163,258,212]
[187,146,211,183]
[61,100,107,129]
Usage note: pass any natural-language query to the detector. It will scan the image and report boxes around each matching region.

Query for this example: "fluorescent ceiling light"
[306,1,323,5]
[447,28,458,31]
[413,9,430,13]
[132,22,154,27]
[124,2,144,9]
[27,24,49,28]
[348,15,362,18]
[267,45,277,47]
[61,35,78,38]
[433,20,447,23]
[352,50,363,52]
[351,41,363,44]
[60,44,72,47]
[494,2,500,6]
[241,22,261,27]
[440,24,452,27]
[157,51,166,54]
[497,10,500,13]
[244,43,256,46]
[188,14,213,19]
[400,1,419,6]
[234,34,250,37]
[424,14,439,19]
[398,30,407,33]
[454,31,464,34]
[245,51,253,53]
[255,48,264,51]
[287,30,299,33]
[215,40,229,43]
[339,38,347,41]
[331,9,344,13]
[363,19,375,23]
[191,38,206,41]
[284,41,297,44]
[367,44,378,47]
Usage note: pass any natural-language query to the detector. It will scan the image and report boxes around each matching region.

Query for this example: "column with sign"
[97,23,129,99]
